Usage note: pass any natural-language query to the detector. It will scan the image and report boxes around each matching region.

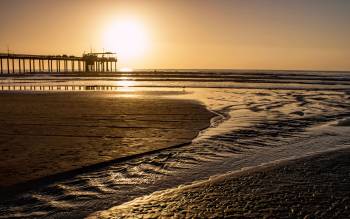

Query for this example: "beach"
[0,71,349,218]
[0,92,215,192]
[89,148,350,219]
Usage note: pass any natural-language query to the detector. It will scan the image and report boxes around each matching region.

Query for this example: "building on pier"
[0,52,117,74]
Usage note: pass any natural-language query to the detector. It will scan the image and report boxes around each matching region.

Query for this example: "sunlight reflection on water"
[115,77,137,92]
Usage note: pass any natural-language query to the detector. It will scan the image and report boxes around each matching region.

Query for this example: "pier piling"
[18,59,21,73]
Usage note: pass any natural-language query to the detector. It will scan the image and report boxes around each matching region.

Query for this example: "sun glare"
[103,19,149,63]
[119,67,133,72]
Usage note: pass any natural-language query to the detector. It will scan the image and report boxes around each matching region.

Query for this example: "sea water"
[0,70,350,218]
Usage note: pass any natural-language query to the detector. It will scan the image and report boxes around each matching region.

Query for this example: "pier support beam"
[0,58,3,74]
[29,59,32,73]
[18,59,21,73]
[23,59,26,73]
[12,59,15,74]
[7,57,10,74]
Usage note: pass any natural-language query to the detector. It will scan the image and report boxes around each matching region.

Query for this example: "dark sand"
[0,92,215,190]
[90,148,350,219]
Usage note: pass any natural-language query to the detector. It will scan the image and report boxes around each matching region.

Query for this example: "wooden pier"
[0,52,117,74]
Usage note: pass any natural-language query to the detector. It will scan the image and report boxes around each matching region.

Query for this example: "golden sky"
[0,0,349,70]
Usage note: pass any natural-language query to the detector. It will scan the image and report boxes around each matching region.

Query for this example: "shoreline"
[0,92,215,197]
[89,147,350,218]
[0,86,349,218]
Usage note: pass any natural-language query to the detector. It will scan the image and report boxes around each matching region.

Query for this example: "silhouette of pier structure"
[0,52,117,74]
[0,84,120,92]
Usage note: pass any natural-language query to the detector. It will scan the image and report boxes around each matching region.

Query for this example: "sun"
[103,19,149,62]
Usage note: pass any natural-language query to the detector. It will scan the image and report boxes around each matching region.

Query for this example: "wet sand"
[0,87,349,218]
[90,148,350,218]
[0,92,215,192]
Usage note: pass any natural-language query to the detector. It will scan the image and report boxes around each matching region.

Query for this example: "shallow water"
[0,71,350,218]
[1,70,350,91]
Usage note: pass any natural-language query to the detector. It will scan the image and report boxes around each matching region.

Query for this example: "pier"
[0,52,117,74]
[0,85,120,92]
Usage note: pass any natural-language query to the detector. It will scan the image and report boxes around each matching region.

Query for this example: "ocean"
[0,70,350,218]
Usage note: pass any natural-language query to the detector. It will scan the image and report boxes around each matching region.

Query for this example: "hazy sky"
[0,0,349,70]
